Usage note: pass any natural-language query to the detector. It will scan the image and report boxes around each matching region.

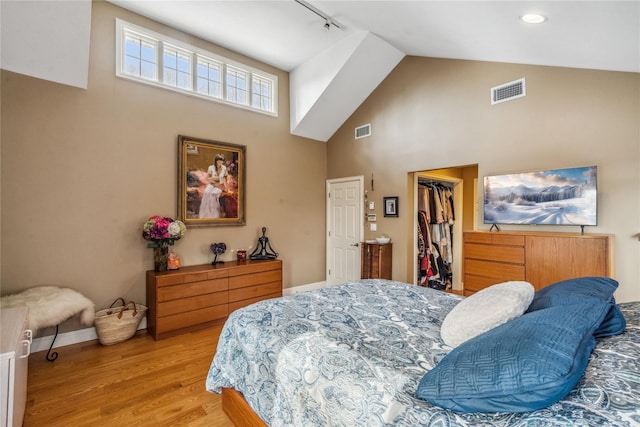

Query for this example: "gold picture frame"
[178,135,246,227]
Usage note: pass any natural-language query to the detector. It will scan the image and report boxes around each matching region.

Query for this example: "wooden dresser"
[361,243,392,280]
[463,231,612,296]
[146,259,282,340]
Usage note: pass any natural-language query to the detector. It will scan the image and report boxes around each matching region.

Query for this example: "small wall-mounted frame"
[383,196,398,217]
[178,135,246,227]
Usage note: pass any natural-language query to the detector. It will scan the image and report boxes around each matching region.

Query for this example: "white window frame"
[121,28,159,81]
[115,19,278,116]
[252,73,274,112]
[162,43,192,90]
[196,56,223,99]
[225,65,249,106]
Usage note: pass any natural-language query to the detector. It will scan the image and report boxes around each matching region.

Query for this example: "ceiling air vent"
[355,123,371,139]
[491,78,526,105]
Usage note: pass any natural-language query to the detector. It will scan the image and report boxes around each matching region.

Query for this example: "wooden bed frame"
[222,388,267,427]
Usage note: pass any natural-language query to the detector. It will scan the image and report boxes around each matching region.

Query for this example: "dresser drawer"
[157,291,228,317]
[464,243,525,264]
[464,232,524,246]
[464,259,525,281]
[229,261,281,276]
[229,269,282,290]
[491,234,525,246]
[229,292,281,313]
[229,281,282,303]
[464,232,492,244]
[156,274,188,287]
[463,274,507,293]
[156,270,227,287]
[157,278,228,302]
[156,305,229,333]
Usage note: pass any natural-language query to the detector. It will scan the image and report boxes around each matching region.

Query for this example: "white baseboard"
[31,318,147,353]
[283,281,329,295]
[32,282,332,352]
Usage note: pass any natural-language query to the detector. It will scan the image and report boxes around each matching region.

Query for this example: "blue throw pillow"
[594,304,627,338]
[417,301,610,413]
[527,276,626,337]
[526,276,617,310]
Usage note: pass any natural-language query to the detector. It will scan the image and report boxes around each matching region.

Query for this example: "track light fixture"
[294,0,343,31]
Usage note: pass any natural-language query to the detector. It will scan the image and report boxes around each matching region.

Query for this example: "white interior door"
[326,176,363,286]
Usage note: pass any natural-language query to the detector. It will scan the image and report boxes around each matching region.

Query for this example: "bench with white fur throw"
[1,286,94,361]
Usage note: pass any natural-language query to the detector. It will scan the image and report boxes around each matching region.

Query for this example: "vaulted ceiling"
[2,1,638,141]
[108,1,640,141]
[110,1,639,73]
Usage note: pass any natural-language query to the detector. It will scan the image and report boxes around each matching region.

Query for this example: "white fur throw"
[1,286,94,332]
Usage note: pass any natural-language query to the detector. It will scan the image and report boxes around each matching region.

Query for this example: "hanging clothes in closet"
[417,181,455,290]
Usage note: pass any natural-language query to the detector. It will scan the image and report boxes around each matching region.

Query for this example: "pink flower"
[142,215,186,247]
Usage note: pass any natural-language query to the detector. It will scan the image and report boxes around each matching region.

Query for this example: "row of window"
[116,19,277,115]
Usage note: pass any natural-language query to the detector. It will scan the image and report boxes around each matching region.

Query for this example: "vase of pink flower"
[142,215,186,271]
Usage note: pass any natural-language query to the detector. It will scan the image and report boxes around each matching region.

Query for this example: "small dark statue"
[250,227,278,260]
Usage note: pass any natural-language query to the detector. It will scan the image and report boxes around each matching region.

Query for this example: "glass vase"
[153,246,169,272]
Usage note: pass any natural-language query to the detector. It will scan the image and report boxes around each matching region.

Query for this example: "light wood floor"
[24,326,235,427]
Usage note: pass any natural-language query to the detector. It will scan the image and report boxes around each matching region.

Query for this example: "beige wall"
[2,2,639,340]
[0,1,328,328]
[328,57,640,302]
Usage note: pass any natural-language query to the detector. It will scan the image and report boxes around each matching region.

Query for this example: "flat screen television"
[483,165,597,226]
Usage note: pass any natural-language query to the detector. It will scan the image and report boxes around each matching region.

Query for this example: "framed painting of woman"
[178,135,246,227]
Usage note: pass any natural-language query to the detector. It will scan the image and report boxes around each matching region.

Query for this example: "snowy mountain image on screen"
[483,166,597,225]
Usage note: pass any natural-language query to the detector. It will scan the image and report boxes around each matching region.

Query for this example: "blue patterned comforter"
[206,279,640,426]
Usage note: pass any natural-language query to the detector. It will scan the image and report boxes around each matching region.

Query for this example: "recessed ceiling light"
[520,14,547,24]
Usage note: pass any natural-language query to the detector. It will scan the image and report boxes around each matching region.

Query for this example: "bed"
[206,279,640,426]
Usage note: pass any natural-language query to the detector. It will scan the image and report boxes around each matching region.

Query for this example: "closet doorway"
[411,165,478,293]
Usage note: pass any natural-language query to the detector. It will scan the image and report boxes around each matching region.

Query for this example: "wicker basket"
[94,298,147,345]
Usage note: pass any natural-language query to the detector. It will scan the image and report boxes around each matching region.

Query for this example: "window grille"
[116,19,277,116]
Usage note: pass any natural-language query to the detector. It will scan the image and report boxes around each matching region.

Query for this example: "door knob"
[351,242,359,247]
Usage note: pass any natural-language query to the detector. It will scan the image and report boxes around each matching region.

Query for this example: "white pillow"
[440,281,535,348]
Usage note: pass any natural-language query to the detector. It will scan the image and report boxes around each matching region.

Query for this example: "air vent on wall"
[491,78,526,105]
[355,123,371,139]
